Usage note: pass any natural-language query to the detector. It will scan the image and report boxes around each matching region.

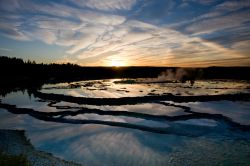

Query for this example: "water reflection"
[41,79,250,98]
[0,79,250,165]
[185,101,250,125]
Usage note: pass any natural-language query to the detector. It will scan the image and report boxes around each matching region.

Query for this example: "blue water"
[0,79,250,165]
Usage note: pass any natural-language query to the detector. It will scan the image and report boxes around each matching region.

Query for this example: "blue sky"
[0,0,250,66]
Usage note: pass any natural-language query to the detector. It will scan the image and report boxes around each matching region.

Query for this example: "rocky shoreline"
[0,129,82,166]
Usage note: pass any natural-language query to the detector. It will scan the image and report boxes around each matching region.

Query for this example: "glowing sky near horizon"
[0,0,250,66]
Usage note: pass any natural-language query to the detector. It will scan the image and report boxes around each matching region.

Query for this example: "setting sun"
[110,60,126,67]
[1,0,250,165]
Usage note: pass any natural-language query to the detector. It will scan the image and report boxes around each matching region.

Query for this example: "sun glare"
[110,60,126,67]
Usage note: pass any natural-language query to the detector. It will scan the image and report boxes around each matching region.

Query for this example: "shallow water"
[0,79,250,165]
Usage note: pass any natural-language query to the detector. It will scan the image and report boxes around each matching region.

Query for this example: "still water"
[0,79,250,165]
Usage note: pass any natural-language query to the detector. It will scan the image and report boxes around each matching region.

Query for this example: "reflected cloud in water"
[0,79,250,165]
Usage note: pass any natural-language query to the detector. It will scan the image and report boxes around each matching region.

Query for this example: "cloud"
[66,34,98,54]
[176,0,250,36]
[215,0,250,12]
[26,28,57,45]
[184,10,250,35]
[74,19,245,66]
[0,47,11,52]
[77,10,126,25]
[70,0,137,11]
[0,0,249,66]
[168,1,250,53]
[0,0,72,18]
[0,0,126,54]
[78,51,120,66]
[132,0,176,24]
[231,40,250,54]
[0,0,21,11]
[0,22,30,41]
[29,16,82,30]
[188,0,217,5]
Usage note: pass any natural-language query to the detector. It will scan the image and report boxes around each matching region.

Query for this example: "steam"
[139,68,203,85]
[158,68,188,81]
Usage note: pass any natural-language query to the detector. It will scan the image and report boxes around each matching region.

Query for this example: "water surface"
[0,79,250,165]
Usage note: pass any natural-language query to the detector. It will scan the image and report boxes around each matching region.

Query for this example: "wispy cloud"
[170,0,250,60]
[74,19,246,66]
[0,0,249,66]
[215,0,250,12]
[0,47,11,52]
[183,0,217,5]
[0,22,30,41]
[70,0,137,11]
[231,40,250,54]
[185,10,250,35]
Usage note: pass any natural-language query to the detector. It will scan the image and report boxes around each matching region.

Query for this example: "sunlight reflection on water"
[0,79,250,165]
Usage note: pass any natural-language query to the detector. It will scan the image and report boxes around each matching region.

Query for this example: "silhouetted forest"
[0,56,250,95]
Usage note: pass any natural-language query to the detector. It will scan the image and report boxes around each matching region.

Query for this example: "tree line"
[0,55,249,94]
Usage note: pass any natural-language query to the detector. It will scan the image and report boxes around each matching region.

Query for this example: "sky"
[0,0,250,66]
